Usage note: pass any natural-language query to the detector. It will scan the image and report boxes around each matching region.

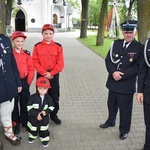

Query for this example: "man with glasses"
[99,20,144,140]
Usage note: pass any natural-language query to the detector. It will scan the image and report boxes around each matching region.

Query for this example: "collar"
[13,49,24,54]
[41,39,55,45]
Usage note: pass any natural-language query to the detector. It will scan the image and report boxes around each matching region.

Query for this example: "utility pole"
[108,0,124,38]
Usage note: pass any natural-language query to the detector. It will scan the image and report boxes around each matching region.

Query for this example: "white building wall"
[11,0,72,32]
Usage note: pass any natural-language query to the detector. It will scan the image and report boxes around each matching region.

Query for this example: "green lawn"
[78,34,114,58]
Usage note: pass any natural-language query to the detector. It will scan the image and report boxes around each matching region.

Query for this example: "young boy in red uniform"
[32,24,64,124]
[27,77,54,148]
[11,31,35,134]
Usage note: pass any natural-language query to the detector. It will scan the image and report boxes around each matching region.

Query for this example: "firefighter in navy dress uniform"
[99,20,144,140]
[0,34,22,148]
[137,38,150,150]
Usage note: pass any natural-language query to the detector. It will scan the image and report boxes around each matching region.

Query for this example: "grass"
[77,29,139,59]
[77,34,114,58]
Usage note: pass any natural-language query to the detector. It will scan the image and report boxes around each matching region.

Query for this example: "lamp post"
[53,0,58,4]
[17,0,22,5]
[67,3,72,31]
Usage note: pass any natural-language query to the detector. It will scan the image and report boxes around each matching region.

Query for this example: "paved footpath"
[0,30,145,150]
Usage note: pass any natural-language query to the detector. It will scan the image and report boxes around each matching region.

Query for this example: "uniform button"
[121,56,123,58]
[1,54,3,57]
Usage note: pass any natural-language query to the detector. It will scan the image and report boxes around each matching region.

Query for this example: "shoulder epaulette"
[35,42,41,46]
[54,42,62,47]
[24,50,30,55]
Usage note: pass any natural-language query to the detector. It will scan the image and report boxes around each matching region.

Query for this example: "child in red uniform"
[27,77,54,148]
[11,31,35,134]
[32,24,64,124]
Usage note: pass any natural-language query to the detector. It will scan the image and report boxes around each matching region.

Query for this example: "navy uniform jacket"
[0,34,21,103]
[138,38,150,104]
[106,39,144,94]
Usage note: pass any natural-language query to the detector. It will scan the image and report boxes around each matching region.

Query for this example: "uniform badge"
[128,52,136,62]
[129,58,133,62]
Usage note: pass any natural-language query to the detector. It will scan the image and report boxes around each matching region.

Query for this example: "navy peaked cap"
[121,20,138,31]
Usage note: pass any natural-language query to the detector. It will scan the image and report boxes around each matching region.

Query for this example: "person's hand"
[18,86,22,93]
[136,93,144,104]
[41,111,46,116]
[112,71,124,81]
[44,72,54,79]
[37,113,42,121]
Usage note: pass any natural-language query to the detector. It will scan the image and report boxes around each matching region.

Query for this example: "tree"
[88,0,102,28]
[80,0,89,38]
[0,0,15,34]
[0,0,14,34]
[0,0,6,33]
[96,0,108,46]
[6,0,14,25]
[137,0,150,43]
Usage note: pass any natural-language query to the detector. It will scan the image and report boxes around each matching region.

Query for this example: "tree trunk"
[80,0,89,38]
[137,0,150,43]
[6,0,13,25]
[96,0,108,46]
[0,0,6,34]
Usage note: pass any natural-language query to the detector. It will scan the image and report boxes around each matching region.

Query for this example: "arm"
[105,50,124,81]
[44,96,54,115]
[105,50,117,75]
[27,95,40,118]
[26,54,35,85]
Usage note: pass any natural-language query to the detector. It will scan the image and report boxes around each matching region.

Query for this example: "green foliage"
[88,0,102,26]
[78,33,114,58]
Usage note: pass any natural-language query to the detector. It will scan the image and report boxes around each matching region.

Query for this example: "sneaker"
[0,140,3,150]
[28,138,34,144]
[51,117,61,125]
[42,141,49,148]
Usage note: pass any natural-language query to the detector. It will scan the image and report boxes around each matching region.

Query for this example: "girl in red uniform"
[11,31,35,134]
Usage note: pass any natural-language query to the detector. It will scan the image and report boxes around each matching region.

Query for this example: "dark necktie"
[123,42,128,51]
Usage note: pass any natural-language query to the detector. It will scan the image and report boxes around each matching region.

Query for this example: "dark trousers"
[12,78,30,128]
[37,73,60,119]
[143,102,150,150]
[28,116,50,143]
[106,91,134,134]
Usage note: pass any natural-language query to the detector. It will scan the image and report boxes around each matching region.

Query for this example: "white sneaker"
[42,142,49,148]
[28,138,34,144]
